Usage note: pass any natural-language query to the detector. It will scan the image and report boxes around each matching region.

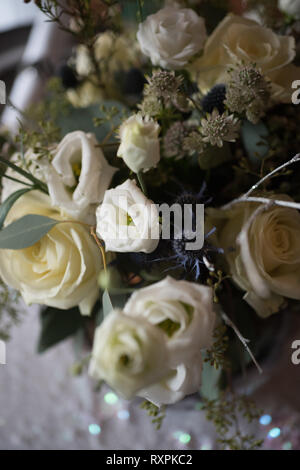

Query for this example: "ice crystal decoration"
[201,110,240,148]
[163,122,190,159]
[225,65,271,124]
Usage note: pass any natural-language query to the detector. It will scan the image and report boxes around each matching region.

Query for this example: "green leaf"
[37,306,84,353]
[199,143,233,170]
[0,214,59,250]
[0,188,33,230]
[200,361,222,400]
[58,101,128,143]
[241,120,269,165]
[102,289,114,318]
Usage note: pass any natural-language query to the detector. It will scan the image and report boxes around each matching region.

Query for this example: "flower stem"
[137,172,147,196]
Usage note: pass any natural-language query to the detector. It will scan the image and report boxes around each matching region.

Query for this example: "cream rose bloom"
[96,179,160,254]
[279,0,300,18]
[137,6,206,70]
[89,309,169,399]
[46,131,116,224]
[123,277,215,405]
[190,14,298,103]
[207,196,300,317]
[0,191,102,315]
[117,114,160,173]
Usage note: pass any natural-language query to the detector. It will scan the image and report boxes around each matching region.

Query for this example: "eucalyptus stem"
[136,0,144,22]
[137,172,147,196]
[0,156,48,194]
[0,173,33,188]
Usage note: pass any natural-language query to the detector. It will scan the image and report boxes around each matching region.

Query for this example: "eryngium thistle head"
[201,109,240,148]
[144,70,183,102]
[225,65,271,124]
[163,122,190,159]
[202,84,227,114]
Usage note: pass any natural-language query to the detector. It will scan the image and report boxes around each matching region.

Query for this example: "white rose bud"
[123,277,215,405]
[137,6,206,70]
[96,179,160,254]
[279,0,300,18]
[89,309,170,399]
[46,131,117,224]
[117,114,160,173]
[124,276,215,362]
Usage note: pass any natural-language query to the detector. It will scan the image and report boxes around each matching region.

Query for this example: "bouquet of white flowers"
[1,0,300,449]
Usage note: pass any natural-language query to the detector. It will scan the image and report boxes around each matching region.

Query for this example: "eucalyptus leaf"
[241,120,269,165]
[200,360,222,400]
[37,306,84,353]
[102,289,114,318]
[58,101,129,143]
[0,214,59,250]
[0,188,33,230]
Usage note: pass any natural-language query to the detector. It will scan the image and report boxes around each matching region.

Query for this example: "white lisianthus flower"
[137,6,206,70]
[46,131,117,224]
[123,276,215,405]
[279,0,300,18]
[207,195,300,318]
[124,276,215,361]
[96,179,160,253]
[0,191,102,315]
[138,354,203,406]
[117,114,160,173]
[89,309,170,399]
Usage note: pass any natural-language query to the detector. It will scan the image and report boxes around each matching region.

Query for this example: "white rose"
[96,179,160,254]
[124,276,215,361]
[137,6,206,70]
[0,191,102,315]
[190,14,298,103]
[279,0,300,18]
[138,354,203,406]
[117,114,160,173]
[123,276,215,405]
[45,131,117,224]
[89,309,170,399]
[207,195,300,317]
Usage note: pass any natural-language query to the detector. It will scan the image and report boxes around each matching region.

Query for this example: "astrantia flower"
[201,110,240,148]
[225,65,271,124]
[163,122,190,159]
[279,0,300,18]
[183,131,205,156]
[145,70,183,103]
